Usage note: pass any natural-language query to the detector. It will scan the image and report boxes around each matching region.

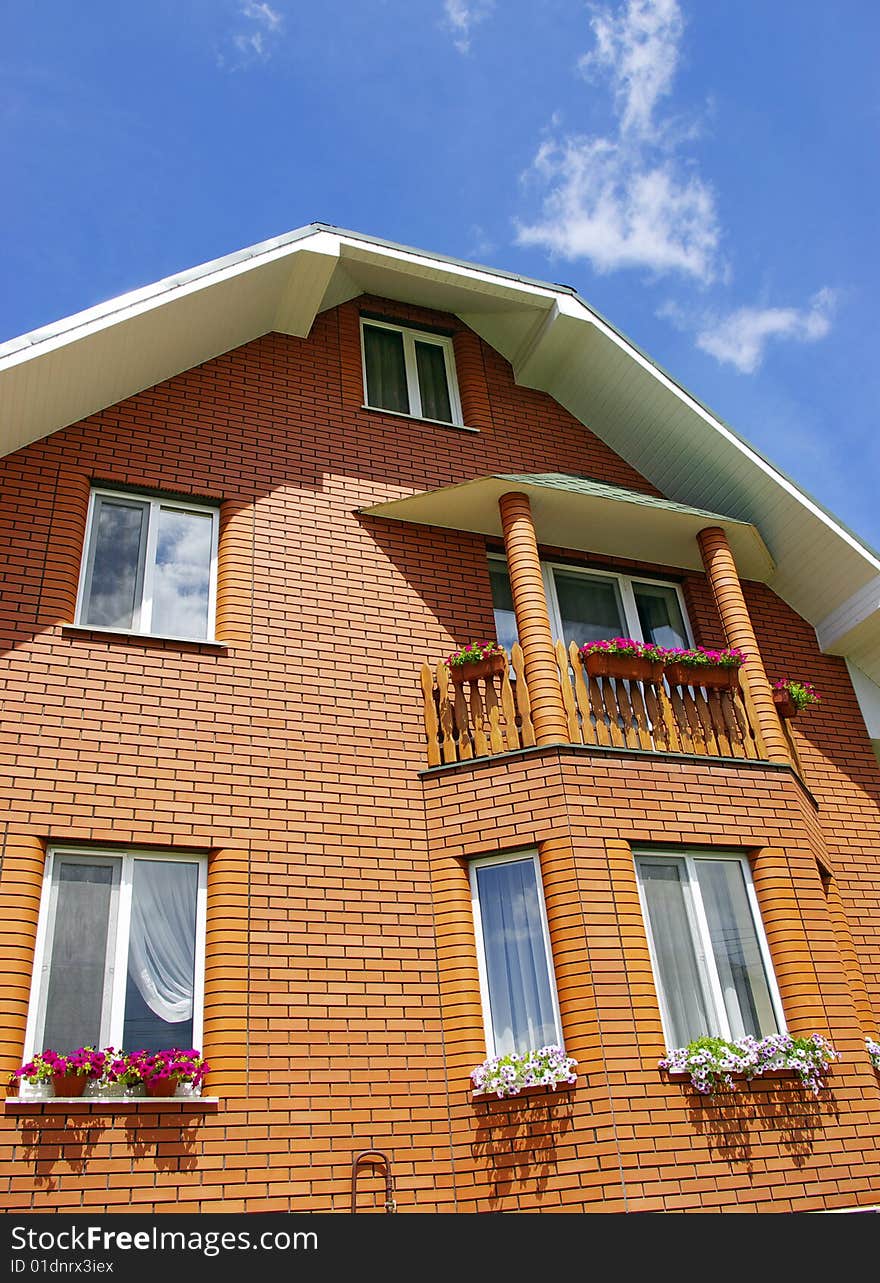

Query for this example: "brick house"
[1,223,879,1214]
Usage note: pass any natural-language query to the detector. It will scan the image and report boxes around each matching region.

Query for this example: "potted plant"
[12,1046,107,1097]
[135,1048,209,1097]
[772,679,820,719]
[8,1052,56,1099]
[444,641,506,683]
[470,1044,578,1098]
[579,637,668,682]
[663,646,747,691]
[867,1037,880,1071]
[95,1049,147,1097]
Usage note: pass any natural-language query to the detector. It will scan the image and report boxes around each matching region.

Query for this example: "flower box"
[447,651,506,683]
[665,662,740,691]
[773,688,798,718]
[579,639,666,683]
[470,1045,578,1099]
[659,1032,839,1096]
[583,651,665,682]
[772,679,819,716]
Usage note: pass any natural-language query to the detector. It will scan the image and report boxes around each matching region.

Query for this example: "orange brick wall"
[0,296,878,1213]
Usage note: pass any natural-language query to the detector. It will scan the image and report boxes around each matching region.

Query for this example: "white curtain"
[639,859,711,1046]
[127,860,197,1024]
[477,859,557,1056]
[697,860,778,1040]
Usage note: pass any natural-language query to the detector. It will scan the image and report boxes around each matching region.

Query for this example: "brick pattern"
[0,295,877,1212]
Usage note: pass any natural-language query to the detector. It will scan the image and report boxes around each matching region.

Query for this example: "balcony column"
[498,491,568,746]
[697,525,791,765]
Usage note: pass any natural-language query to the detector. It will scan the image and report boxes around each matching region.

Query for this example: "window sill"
[5,1096,220,1110]
[471,1079,577,1103]
[61,625,228,650]
[361,405,479,434]
[663,1069,819,1088]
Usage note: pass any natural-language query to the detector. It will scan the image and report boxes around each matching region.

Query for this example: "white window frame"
[633,848,786,1047]
[75,487,220,641]
[488,553,695,650]
[22,846,208,1088]
[360,316,463,426]
[469,849,563,1058]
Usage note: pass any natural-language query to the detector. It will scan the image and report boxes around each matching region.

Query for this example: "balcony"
[419,642,799,769]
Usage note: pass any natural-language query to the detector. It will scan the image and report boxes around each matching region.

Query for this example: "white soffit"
[0,235,342,459]
[360,474,774,582]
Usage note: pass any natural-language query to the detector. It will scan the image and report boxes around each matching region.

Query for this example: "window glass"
[42,860,116,1051]
[78,490,217,640]
[363,324,409,414]
[83,497,148,630]
[474,856,558,1056]
[489,564,519,654]
[552,570,624,648]
[696,859,779,1041]
[414,341,452,423]
[124,859,199,1050]
[636,853,780,1047]
[488,559,692,666]
[636,858,712,1048]
[29,850,204,1060]
[152,508,214,639]
[634,582,688,650]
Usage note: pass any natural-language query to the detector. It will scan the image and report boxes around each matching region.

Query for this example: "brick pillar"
[0,835,45,1082]
[498,492,568,746]
[823,871,875,1037]
[697,525,791,765]
[750,846,825,1031]
[202,847,251,1099]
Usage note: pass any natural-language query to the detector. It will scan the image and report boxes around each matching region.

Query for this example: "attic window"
[360,317,462,426]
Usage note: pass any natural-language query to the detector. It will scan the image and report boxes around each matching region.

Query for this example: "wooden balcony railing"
[420,641,768,768]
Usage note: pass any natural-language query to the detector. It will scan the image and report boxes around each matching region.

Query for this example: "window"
[470,851,562,1057]
[76,488,219,641]
[24,848,207,1074]
[634,850,783,1048]
[489,556,692,655]
[361,317,462,425]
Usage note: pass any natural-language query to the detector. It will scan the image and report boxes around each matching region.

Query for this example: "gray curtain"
[414,341,452,422]
[363,325,409,413]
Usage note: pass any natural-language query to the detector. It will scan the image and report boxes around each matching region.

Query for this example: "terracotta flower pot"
[51,1072,87,1097]
[665,662,740,691]
[773,688,798,718]
[144,1077,179,1098]
[448,652,506,683]
[583,651,665,683]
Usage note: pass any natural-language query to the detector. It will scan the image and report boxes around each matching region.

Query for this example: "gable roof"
[3,221,880,708]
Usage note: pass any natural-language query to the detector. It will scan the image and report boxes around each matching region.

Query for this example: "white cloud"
[443,1,494,55]
[582,0,683,137]
[468,224,496,260]
[517,135,720,281]
[695,289,837,373]
[516,0,723,284]
[219,1,284,69]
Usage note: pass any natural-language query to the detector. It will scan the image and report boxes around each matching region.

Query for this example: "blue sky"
[3,1,879,553]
